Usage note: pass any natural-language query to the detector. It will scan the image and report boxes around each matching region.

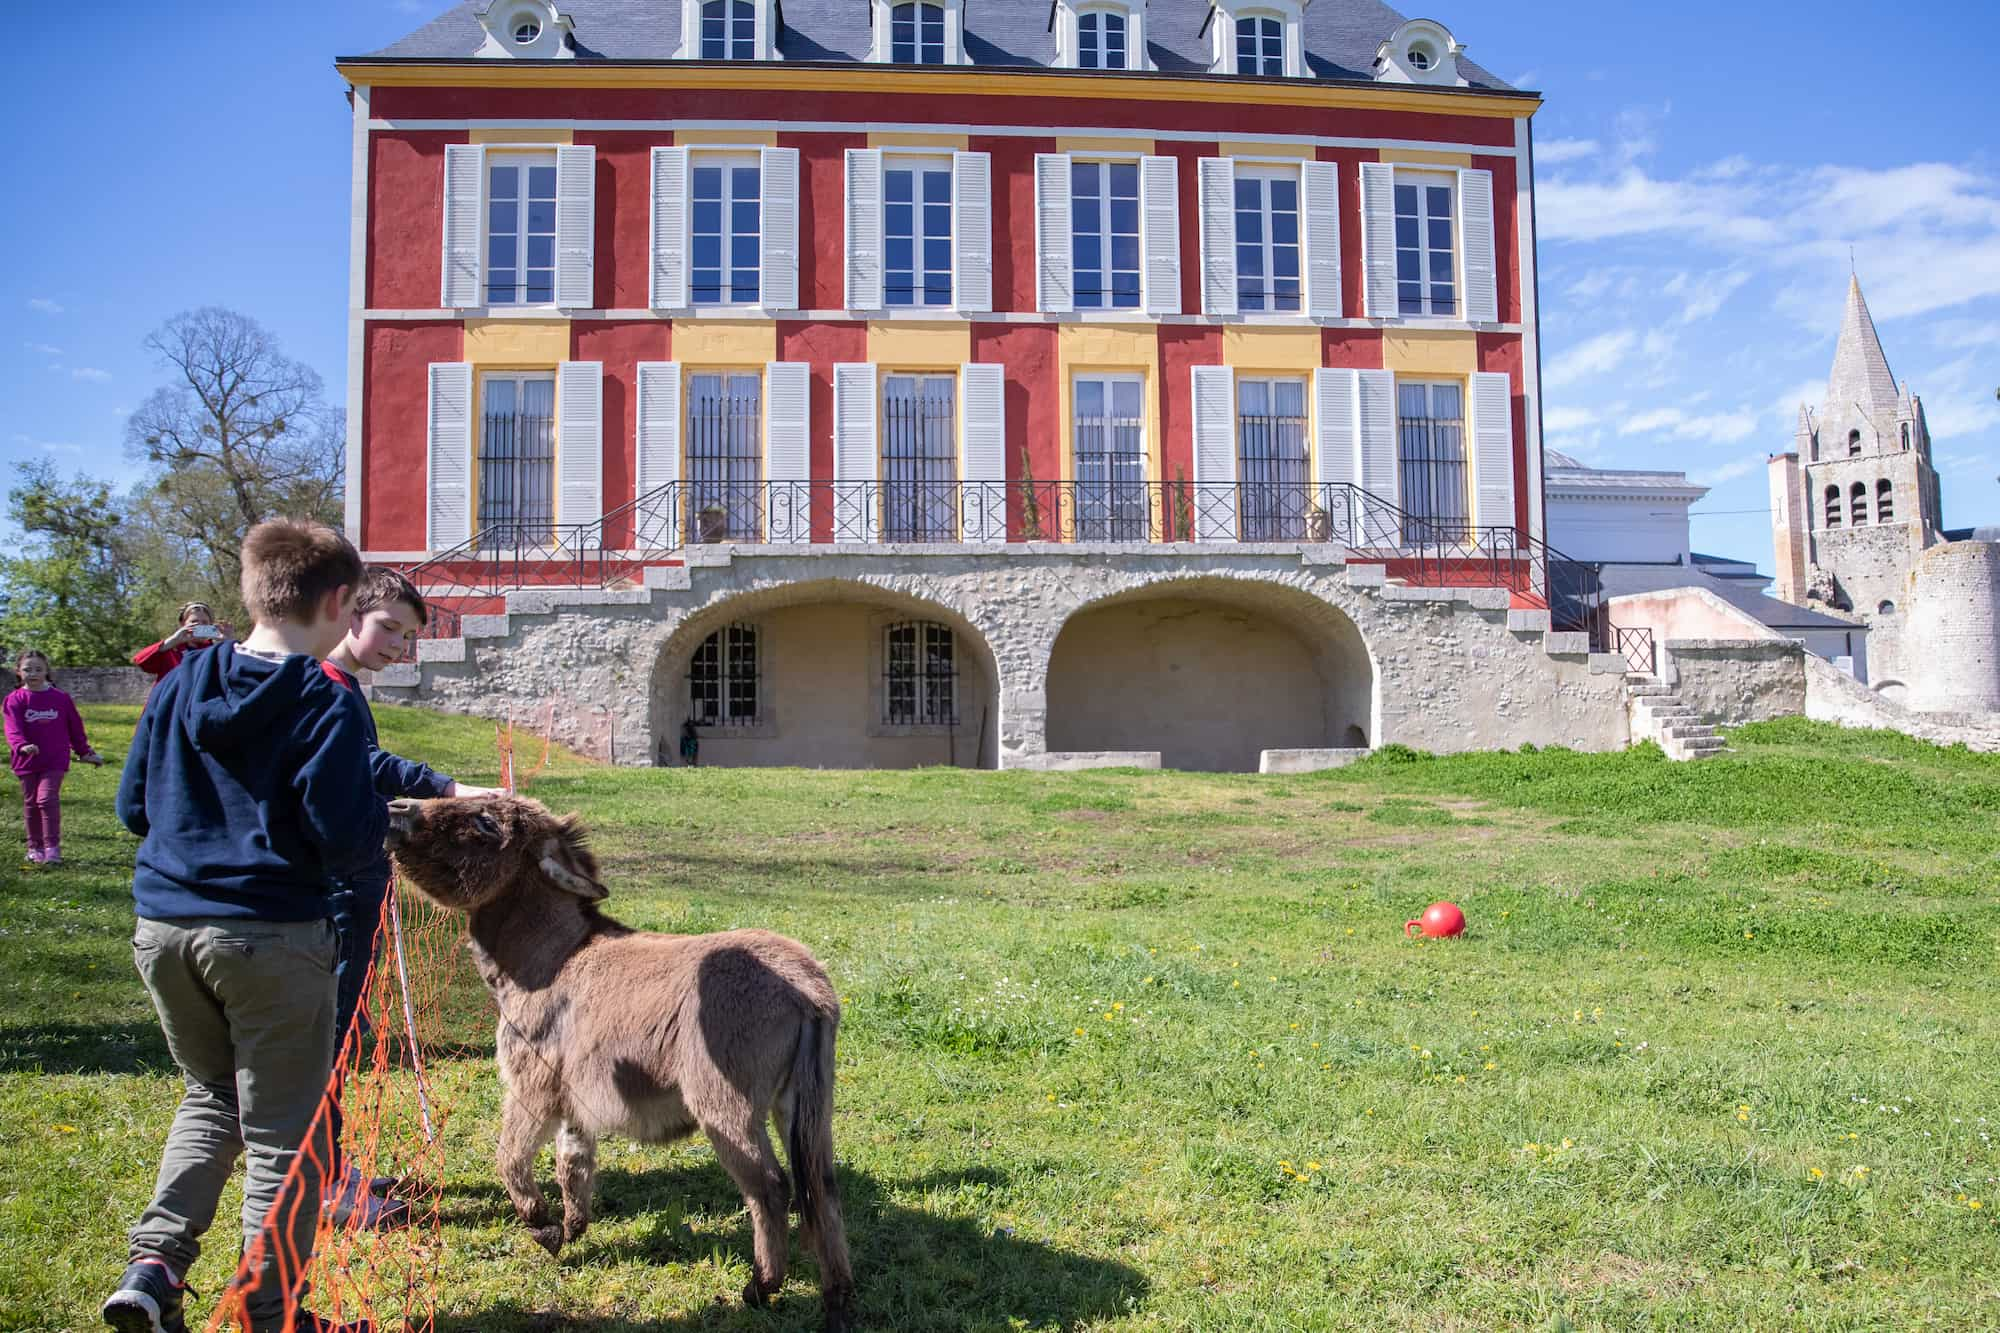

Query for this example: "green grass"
[4,708,1998,1330]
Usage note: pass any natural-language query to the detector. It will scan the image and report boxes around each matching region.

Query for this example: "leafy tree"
[0,462,150,665]
[125,308,344,597]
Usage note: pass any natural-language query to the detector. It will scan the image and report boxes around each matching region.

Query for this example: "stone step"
[1626,683,1675,698]
[1660,724,1718,741]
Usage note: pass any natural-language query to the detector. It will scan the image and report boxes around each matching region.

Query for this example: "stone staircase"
[1625,679,1728,761]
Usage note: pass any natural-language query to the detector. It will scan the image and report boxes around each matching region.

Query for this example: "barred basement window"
[689,623,761,725]
[884,620,957,725]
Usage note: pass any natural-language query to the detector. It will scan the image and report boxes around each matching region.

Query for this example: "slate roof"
[1823,274,1900,421]
[1598,562,1865,634]
[1544,451,1709,500]
[357,0,1516,91]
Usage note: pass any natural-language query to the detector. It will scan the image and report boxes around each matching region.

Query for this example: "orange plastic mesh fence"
[200,720,552,1332]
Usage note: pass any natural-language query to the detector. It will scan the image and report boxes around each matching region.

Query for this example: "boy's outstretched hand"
[446,782,504,798]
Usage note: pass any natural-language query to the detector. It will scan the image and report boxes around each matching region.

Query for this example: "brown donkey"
[384,795,856,1331]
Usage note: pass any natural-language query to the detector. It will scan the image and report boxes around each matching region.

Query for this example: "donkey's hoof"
[563,1216,590,1243]
[742,1278,771,1309]
[822,1297,857,1333]
[529,1224,565,1256]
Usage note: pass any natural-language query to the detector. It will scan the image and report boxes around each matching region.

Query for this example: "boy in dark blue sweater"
[103,520,383,1333]
[315,567,500,1230]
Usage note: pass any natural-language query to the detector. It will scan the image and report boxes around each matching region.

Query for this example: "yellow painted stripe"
[1058,324,1161,490]
[1220,141,1315,161]
[675,128,779,147]
[468,127,573,145]
[670,320,778,366]
[1381,328,1477,376]
[1056,136,1154,155]
[867,321,972,368]
[1385,149,1474,167]
[338,63,1540,119]
[868,132,971,150]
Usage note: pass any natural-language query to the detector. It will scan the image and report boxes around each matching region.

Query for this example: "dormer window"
[1374,18,1469,87]
[1054,1,1150,72]
[894,2,946,63]
[701,0,755,59]
[1079,10,1127,69]
[473,1,574,59]
[513,18,541,43]
[1236,15,1282,75]
[1204,0,1304,78]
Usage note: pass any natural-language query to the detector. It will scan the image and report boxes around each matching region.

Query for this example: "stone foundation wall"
[1907,541,2000,714]
[1804,654,2000,752]
[1660,638,1806,727]
[371,546,1636,769]
[0,666,154,704]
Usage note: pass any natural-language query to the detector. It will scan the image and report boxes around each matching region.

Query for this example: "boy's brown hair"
[354,566,429,627]
[239,519,365,625]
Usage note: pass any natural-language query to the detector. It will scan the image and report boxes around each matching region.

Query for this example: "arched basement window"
[689,622,761,725]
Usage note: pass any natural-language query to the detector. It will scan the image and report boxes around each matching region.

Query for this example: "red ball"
[1405,901,1466,939]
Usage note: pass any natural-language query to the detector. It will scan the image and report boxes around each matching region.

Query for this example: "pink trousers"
[20,771,64,853]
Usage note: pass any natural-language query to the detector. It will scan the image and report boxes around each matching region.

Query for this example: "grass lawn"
[3,706,1998,1330]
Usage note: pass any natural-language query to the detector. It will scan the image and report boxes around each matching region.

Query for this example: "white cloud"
[70,366,111,383]
[1692,454,1770,486]
[11,432,80,455]
[1537,138,1599,165]
[23,342,62,358]
[1663,268,1751,324]
[1931,319,2000,349]
[1543,405,1600,433]
[1544,330,1636,388]
[1618,405,1761,444]
[26,298,62,315]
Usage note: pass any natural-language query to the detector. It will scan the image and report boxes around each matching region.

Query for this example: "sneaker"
[44,851,62,866]
[24,848,45,865]
[101,1258,189,1333]
[324,1168,412,1232]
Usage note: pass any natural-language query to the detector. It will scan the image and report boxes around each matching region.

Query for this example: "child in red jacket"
[5,650,104,865]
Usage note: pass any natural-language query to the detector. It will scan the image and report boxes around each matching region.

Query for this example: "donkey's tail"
[788,1011,855,1321]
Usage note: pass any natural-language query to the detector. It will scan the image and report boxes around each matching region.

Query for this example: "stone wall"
[0,666,153,704]
[1906,541,2000,715]
[371,545,1636,769]
[1660,638,1806,727]
[1804,654,2000,753]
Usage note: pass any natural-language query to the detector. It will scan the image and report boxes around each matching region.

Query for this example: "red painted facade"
[361,321,462,550]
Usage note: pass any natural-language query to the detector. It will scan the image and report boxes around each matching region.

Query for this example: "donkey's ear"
[539,820,607,902]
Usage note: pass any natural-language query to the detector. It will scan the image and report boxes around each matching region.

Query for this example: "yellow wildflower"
[1484,1061,1496,1071]
[1810,1168,1824,1179]
[1970,1199,1984,1211]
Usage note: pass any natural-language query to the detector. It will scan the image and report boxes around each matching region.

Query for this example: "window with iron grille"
[700,0,755,58]
[485,153,558,305]
[1394,174,1457,317]
[1072,160,1141,310]
[687,372,763,541]
[479,374,556,543]
[1396,381,1468,540]
[891,1,946,64]
[1074,375,1147,541]
[1236,377,1308,540]
[689,623,760,725]
[884,157,953,308]
[884,620,957,725]
[1234,165,1301,313]
[691,154,761,305]
[1235,15,1283,75]
[1078,8,1127,69]
[882,374,957,541]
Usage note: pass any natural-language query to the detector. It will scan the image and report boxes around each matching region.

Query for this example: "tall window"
[1235,166,1301,313]
[1876,479,1894,523]
[1824,484,1842,528]
[689,623,760,726]
[885,621,957,725]
[1078,9,1127,69]
[884,158,953,307]
[1235,15,1283,75]
[1395,175,1457,317]
[1073,160,1141,310]
[891,2,946,64]
[882,375,957,541]
[686,373,762,541]
[1849,482,1868,526]
[479,374,556,541]
[486,154,557,305]
[691,154,761,305]
[1236,378,1308,541]
[1396,381,1468,540]
[1074,375,1146,541]
[700,0,755,58]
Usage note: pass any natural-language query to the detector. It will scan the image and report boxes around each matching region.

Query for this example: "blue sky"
[4,1,1996,568]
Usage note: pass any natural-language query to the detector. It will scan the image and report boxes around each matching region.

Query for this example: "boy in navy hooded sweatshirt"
[103,519,384,1333]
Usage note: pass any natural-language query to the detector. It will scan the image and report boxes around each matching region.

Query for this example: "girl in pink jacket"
[5,650,103,865]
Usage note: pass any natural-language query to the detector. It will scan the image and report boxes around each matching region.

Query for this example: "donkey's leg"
[702,1104,792,1308]
[497,1091,564,1255]
[555,1121,598,1243]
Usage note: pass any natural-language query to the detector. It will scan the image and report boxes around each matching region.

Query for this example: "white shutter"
[1302,160,1342,320]
[555,145,596,309]
[953,150,993,313]
[1198,156,1237,317]
[634,362,681,547]
[832,362,879,540]
[961,363,1006,542]
[1190,366,1236,542]
[441,145,485,308]
[1034,153,1074,314]
[760,147,801,310]
[1458,167,1499,324]
[765,361,811,543]
[1141,155,1182,316]
[426,363,474,549]
[650,147,689,310]
[1360,161,1398,319]
[844,148,883,311]
[557,361,604,529]
[1470,371,1516,530]
[1355,368,1399,510]
[1314,368,1359,490]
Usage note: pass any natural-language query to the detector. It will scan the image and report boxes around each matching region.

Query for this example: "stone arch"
[1042,575,1376,772]
[647,578,1003,769]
